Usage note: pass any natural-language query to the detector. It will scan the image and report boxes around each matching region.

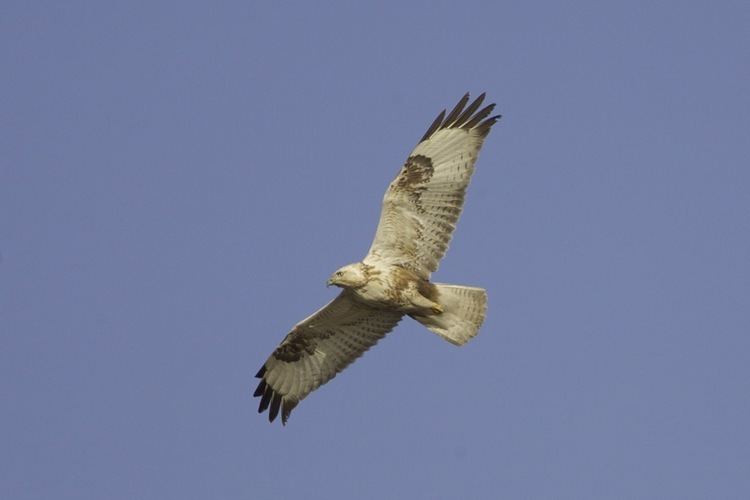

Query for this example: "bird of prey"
[254,93,500,424]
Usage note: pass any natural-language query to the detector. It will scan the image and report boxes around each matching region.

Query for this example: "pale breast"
[354,264,420,310]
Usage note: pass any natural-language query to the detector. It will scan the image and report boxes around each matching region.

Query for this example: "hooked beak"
[326,278,334,287]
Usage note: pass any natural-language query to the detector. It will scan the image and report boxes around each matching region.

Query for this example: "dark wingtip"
[258,386,273,413]
[453,93,486,128]
[475,113,502,137]
[443,93,470,128]
[420,109,446,142]
[421,93,500,140]
[253,379,267,398]
[253,365,296,426]
[268,393,282,422]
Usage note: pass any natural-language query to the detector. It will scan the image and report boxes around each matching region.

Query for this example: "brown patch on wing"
[391,155,434,218]
[272,328,320,362]
[394,155,434,191]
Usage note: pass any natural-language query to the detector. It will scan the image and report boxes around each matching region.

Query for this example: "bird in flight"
[254,93,500,424]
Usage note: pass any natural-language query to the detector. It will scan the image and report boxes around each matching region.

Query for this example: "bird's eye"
[336,271,343,276]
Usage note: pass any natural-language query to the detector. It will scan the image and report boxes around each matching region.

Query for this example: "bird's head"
[327,263,368,289]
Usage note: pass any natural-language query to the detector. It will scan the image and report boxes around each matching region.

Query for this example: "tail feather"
[411,283,487,345]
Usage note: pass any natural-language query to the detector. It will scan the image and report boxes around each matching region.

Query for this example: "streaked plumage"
[254,93,500,424]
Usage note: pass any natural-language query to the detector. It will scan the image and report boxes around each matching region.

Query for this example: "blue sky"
[2,1,749,498]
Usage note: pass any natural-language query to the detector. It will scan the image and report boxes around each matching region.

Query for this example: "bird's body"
[254,93,501,424]
[328,261,440,315]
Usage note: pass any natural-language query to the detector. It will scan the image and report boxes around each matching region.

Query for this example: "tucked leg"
[406,284,443,315]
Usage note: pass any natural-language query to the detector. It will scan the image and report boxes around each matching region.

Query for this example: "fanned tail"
[411,284,487,345]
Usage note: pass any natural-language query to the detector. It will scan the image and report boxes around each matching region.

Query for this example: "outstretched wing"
[253,291,403,425]
[365,93,500,279]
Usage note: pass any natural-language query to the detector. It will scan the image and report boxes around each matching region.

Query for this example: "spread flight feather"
[254,93,500,424]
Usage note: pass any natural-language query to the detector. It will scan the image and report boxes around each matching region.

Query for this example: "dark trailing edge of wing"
[253,363,298,425]
[419,92,501,143]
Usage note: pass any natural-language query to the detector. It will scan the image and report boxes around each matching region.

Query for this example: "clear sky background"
[2,1,749,499]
